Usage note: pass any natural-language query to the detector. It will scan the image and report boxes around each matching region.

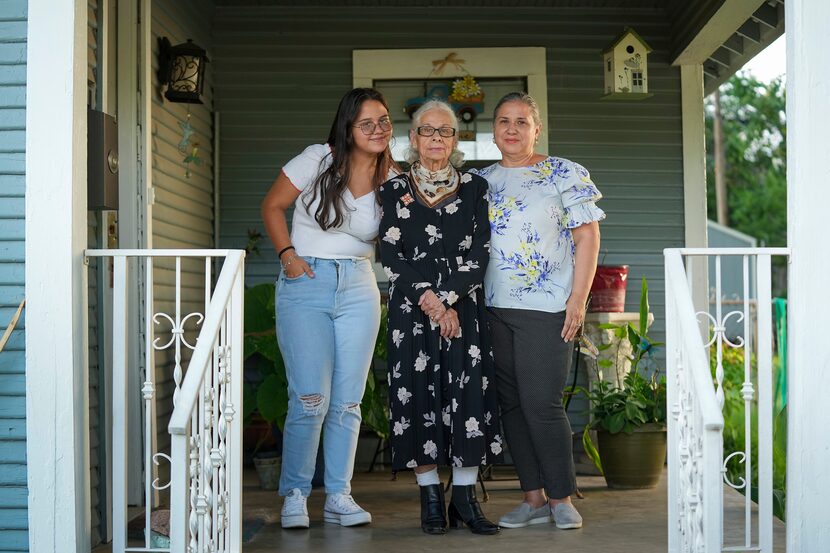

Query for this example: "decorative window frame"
[353,47,548,284]
[353,47,549,155]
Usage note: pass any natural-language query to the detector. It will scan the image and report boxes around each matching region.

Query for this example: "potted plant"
[580,277,667,489]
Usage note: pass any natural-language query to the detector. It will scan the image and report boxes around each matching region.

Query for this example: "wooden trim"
[141,0,154,247]
[25,0,91,551]
[98,0,117,541]
[116,0,147,507]
[673,0,766,65]
[353,47,549,155]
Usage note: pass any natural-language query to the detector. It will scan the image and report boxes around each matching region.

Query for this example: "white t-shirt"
[282,143,386,259]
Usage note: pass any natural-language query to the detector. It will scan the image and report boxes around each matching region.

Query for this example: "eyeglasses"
[417,126,457,138]
[353,118,392,135]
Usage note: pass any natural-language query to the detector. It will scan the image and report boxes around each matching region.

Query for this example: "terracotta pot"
[590,265,629,312]
[597,423,666,489]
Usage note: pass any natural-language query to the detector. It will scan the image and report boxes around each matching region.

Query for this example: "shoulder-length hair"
[304,88,397,230]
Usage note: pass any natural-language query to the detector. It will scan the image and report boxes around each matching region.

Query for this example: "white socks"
[452,466,478,486]
[415,468,440,486]
[414,466,478,487]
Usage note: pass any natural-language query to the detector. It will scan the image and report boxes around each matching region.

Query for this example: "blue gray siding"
[0,0,27,550]
[213,4,687,343]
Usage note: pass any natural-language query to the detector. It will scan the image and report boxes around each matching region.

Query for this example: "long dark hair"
[304,88,397,230]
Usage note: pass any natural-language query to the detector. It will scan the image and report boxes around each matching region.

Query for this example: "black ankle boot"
[420,484,448,534]
[448,485,499,535]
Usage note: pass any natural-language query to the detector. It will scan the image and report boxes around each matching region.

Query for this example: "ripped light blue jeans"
[276,257,380,496]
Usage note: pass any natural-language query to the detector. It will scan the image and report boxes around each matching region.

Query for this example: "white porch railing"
[86,249,245,553]
[665,247,788,553]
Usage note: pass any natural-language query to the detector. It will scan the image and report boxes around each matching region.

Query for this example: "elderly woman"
[378,100,502,535]
[476,92,603,530]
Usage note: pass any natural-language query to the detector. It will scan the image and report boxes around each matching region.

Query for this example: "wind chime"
[178,106,202,179]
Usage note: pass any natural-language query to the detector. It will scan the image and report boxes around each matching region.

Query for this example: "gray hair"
[405,100,465,167]
[493,92,542,128]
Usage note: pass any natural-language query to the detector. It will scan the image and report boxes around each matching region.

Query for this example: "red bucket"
[590,265,629,312]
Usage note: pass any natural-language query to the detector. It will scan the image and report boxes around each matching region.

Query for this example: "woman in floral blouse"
[378,100,502,536]
[476,92,603,531]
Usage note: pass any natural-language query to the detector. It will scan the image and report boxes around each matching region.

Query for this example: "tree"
[705,74,787,249]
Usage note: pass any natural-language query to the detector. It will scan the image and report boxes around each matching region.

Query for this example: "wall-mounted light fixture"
[158,38,208,104]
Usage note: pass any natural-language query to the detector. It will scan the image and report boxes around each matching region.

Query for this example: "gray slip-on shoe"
[498,502,551,528]
[551,502,583,529]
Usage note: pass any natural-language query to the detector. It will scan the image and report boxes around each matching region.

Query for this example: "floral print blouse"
[475,157,605,314]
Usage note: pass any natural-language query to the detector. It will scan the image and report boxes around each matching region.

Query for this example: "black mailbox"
[88,109,119,210]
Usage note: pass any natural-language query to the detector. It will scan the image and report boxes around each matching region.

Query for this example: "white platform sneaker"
[323,493,372,526]
[281,488,310,529]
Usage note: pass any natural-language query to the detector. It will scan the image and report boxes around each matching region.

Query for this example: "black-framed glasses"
[417,126,457,138]
[353,118,392,135]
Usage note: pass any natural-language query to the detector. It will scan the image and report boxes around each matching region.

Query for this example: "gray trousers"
[487,307,577,499]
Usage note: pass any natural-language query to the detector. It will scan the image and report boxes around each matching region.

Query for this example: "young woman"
[261,88,397,529]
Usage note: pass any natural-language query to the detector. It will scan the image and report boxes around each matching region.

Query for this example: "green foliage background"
[705,75,787,250]
[243,283,390,440]
[712,345,787,521]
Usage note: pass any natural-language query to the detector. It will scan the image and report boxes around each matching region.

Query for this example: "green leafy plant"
[360,303,390,440]
[242,283,390,440]
[243,283,288,431]
[579,278,667,472]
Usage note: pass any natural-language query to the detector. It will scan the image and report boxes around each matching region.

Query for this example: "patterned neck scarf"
[409,160,460,208]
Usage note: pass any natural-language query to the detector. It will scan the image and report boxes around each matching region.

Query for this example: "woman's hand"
[437,308,460,339]
[419,290,446,321]
[281,253,315,279]
[562,295,586,342]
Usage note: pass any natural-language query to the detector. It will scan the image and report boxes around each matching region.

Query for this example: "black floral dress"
[378,172,503,470]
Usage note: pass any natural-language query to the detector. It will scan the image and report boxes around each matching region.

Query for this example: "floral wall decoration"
[404,52,485,132]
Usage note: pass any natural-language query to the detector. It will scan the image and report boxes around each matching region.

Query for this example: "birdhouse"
[602,28,653,100]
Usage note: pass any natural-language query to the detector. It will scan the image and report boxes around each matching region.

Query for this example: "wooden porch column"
[680,64,709,326]
[24,0,90,551]
[786,0,830,549]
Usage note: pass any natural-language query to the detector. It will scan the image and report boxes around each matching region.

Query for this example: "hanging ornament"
[178,107,202,179]
[404,52,485,123]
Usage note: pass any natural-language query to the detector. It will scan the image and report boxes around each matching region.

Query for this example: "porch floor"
[241,466,786,553]
[245,466,665,552]
[92,465,785,552]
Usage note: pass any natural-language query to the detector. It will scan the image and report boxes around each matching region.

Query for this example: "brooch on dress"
[401,193,415,206]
